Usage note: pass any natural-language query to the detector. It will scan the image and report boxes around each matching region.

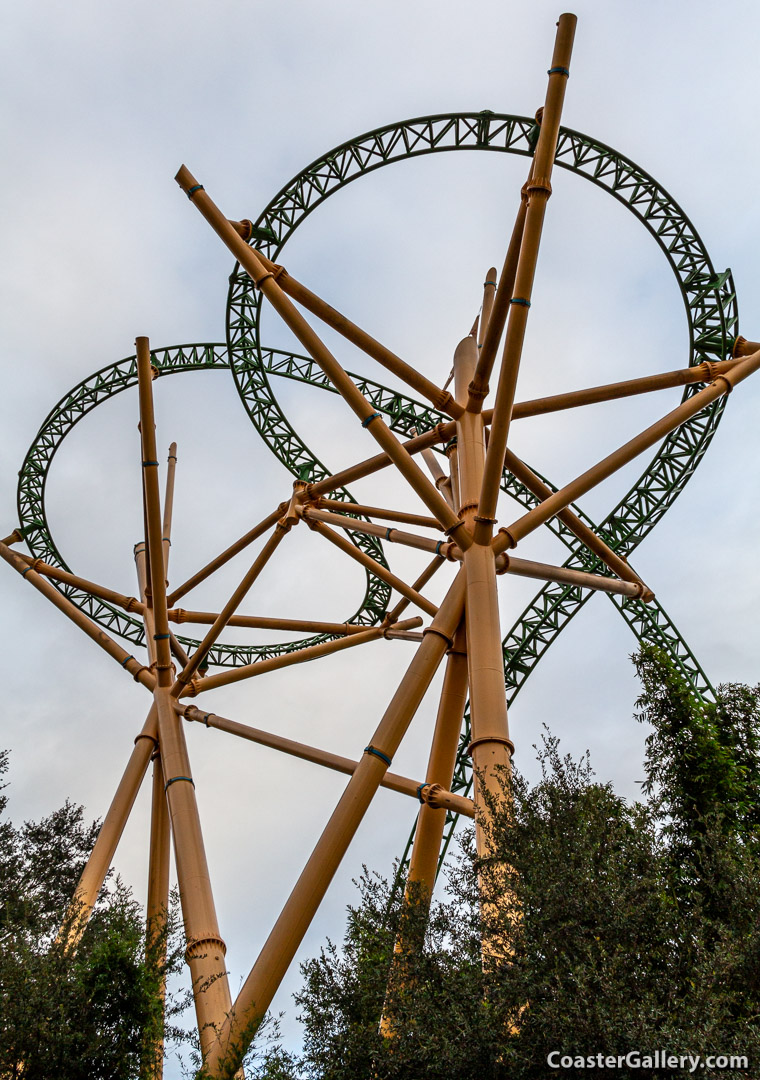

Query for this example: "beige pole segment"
[0,542,154,688]
[226,235,462,419]
[503,555,649,598]
[305,516,440,618]
[384,555,446,624]
[476,14,577,540]
[167,504,286,606]
[315,499,442,530]
[496,349,760,554]
[405,622,469,897]
[178,703,473,815]
[175,166,470,551]
[169,610,389,635]
[136,338,237,1060]
[467,186,530,410]
[172,522,289,693]
[136,541,172,1080]
[504,448,651,588]
[511,358,742,419]
[58,707,158,952]
[477,269,498,351]
[303,506,456,559]
[454,339,513,858]
[12,552,143,614]
[204,571,467,1077]
[162,442,178,575]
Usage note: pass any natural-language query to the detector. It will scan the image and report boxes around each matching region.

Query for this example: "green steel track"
[15,112,738,879]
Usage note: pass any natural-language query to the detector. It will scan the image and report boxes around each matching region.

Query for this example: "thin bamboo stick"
[511,358,741,419]
[176,166,470,549]
[496,348,760,555]
[178,702,473,815]
[0,541,154,688]
[305,517,439,618]
[385,555,445,624]
[476,15,577,542]
[162,442,178,575]
[503,554,648,598]
[12,552,143,614]
[172,523,289,693]
[137,338,173,686]
[504,449,649,587]
[315,499,442,530]
[303,506,456,560]
[226,233,462,419]
[189,620,419,695]
[203,570,467,1076]
[166,504,286,607]
[58,706,158,951]
[168,609,388,635]
[477,269,498,351]
[467,184,531,410]
[143,748,171,1080]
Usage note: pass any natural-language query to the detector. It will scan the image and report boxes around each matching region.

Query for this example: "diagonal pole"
[204,569,467,1078]
[175,165,471,552]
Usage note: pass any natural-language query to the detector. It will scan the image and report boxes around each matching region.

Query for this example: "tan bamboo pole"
[162,442,178,575]
[143,747,171,1080]
[467,183,530,410]
[384,629,425,642]
[405,622,469,898]
[384,555,446,625]
[166,503,287,607]
[1,529,23,545]
[503,449,648,588]
[511,358,742,419]
[447,439,461,515]
[169,609,383,635]
[58,706,158,951]
[204,569,467,1077]
[169,631,190,669]
[178,703,473,815]
[172,522,289,694]
[308,422,455,498]
[137,338,173,686]
[136,540,171,1080]
[315,499,442,530]
[227,232,462,419]
[0,541,154,688]
[12,552,143,614]
[190,621,419,695]
[176,167,470,550]
[476,15,577,542]
[453,338,513,859]
[379,622,469,1038]
[496,348,760,555]
[136,338,237,1058]
[503,554,649,598]
[477,269,498,351]
[303,506,456,560]
[304,516,439,618]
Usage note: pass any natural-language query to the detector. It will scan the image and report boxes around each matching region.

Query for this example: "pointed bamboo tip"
[174,164,195,190]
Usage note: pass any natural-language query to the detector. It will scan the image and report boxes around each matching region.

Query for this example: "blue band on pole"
[142,460,159,467]
[165,775,195,791]
[153,634,170,640]
[21,566,32,577]
[203,713,212,727]
[386,527,393,540]
[187,184,204,199]
[364,745,392,767]
[548,66,570,76]
[121,655,135,668]
[510,298,531,307]
[417,783,426,803]
[361,412,381,428]
[484,279,497,286]
[435,540,444,555]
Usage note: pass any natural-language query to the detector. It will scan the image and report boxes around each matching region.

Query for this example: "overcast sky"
[2,0,759,1071]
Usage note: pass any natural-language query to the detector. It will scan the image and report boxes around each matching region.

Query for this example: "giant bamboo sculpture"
[3,12,756,1077]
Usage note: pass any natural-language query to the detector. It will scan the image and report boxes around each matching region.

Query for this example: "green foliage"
[0,751,185,1079]
[258,652,760,1079]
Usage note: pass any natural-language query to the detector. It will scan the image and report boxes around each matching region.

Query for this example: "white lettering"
[547,1053,561,1068]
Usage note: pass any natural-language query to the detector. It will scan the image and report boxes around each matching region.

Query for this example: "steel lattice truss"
[3,14,756,1079]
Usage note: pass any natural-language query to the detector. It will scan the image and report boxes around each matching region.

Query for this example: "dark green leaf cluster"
[0,752,185,1079]
[257,651,760,1079]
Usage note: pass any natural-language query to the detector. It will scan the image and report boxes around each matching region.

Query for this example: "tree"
[0,750,184,1079]
[261,650,760,1079]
